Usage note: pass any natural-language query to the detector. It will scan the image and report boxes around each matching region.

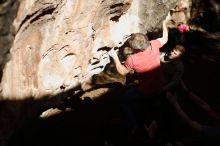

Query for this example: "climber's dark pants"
[120,86,163,132]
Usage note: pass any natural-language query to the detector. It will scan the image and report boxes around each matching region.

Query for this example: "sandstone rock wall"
[0,0,177,100]
[2,0,207,145]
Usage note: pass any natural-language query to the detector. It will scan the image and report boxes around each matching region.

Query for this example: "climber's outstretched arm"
[181,80,220,122]
[166,92,202,132]
[108,48,131,76]
[157,20,168,46]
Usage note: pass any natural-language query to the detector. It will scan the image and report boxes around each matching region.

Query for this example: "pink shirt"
[124,39,163,94]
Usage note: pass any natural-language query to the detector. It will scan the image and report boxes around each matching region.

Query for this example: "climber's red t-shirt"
[124,39,163,94]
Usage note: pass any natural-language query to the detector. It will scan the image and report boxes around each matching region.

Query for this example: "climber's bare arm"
[157,20,168,46]
[181,80,220,122]
[166,92,202,132]
[108,49,131,76]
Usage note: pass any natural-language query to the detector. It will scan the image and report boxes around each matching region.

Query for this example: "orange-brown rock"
[0,0,184,144]
[1,0,177,100]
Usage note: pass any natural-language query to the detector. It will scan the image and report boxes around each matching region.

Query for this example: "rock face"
[1,0,220,145]
[1,0,177,100]
[0,0,18,84]
[0,0,184,144]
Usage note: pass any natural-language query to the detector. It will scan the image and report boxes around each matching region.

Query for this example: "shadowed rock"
[0,0,183,145]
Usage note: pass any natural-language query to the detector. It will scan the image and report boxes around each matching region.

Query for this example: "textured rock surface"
[1,0,220,145]
[0,0,182,144]
[1,0,177,100]
[0,0,18,83]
